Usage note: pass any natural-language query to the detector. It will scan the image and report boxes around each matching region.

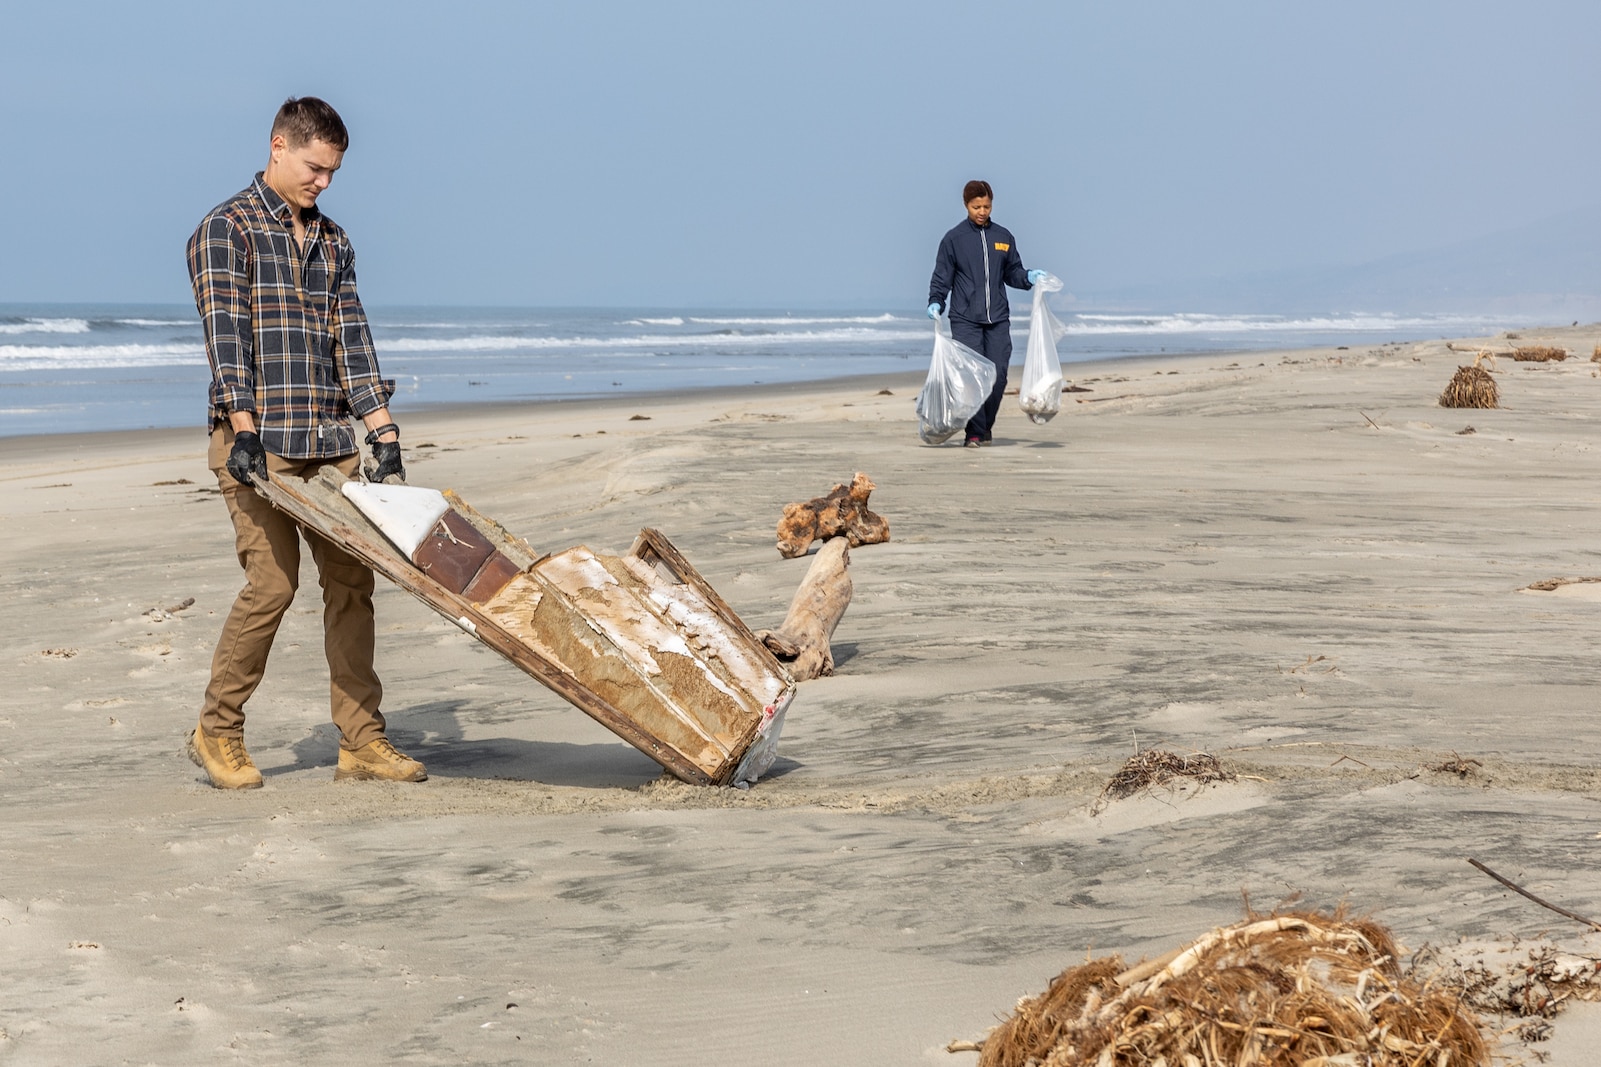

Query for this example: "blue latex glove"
[926,302,941,319]
[1027,269,1047,285]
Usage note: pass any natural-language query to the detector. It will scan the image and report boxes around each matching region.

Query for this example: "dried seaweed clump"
[965,910,1488,1067]
[1092,749,1233,815]
[1511,345,1567,362]
[1439,362,1499,409]
[1591,343,1601,364]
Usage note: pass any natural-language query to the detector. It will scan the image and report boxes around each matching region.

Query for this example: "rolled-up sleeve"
[329,244,394,417]
[187,215,256,416]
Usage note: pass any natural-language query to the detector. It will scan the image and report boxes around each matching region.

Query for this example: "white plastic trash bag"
[915,313,996,444]
[1020,272,1068,423]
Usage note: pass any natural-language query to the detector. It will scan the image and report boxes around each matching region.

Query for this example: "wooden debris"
[1448,342,1513,357]
[254,470,794,786]
[1468,858,1601,933]
[757,538,852,681]
[1091,748,1234,815]
[958,909,1488,1067]
[1592,343,1601,364]
[1440,353,1499,408]
[775,472,889,559]
[1511,345,1568,362]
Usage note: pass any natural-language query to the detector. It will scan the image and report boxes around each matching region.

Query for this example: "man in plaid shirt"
[185,96,425,789]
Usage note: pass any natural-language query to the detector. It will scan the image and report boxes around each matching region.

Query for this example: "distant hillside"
[1094,205,1601,320]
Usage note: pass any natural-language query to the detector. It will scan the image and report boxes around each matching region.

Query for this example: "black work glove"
[363,423,406,484]
[225,431,269,486]
[368,441,405,483]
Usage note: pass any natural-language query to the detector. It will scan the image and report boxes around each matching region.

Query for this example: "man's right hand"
[927,302,942,320]
[226,431,269,486]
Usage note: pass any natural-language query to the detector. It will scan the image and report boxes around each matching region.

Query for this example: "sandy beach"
[4,327,1601,1064]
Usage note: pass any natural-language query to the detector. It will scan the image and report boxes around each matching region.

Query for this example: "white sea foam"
[0,317,91,335]
[1066,312,1499,335]
[111,318,195,327]
[624,317,686,326]
[0,342,205,371]
[379,321,549,330]
[379,326,928,354]
[687,313,903,326]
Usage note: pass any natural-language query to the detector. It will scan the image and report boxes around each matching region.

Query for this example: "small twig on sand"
[1360,411,1380,430]
[1328,754,1370,769]
[945,1039,984,1053]
[1468,857,1601,933]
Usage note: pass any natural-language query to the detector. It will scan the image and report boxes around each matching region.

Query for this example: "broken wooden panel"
[252,467,794,786]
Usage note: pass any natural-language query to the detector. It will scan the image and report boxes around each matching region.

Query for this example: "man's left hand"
[1027,269,1047,285]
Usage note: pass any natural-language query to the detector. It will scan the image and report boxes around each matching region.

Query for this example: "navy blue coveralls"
[927,217,1033,441]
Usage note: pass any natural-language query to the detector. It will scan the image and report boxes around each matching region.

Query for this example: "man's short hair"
[963,179,994,204]
[271,97,349,151]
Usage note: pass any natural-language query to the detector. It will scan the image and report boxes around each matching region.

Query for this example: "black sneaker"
[964,436,981,448]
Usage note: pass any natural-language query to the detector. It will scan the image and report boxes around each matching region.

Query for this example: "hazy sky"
[3,1,1597,308]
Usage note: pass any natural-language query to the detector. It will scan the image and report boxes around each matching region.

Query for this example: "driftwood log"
[758,538,852,680]
[775,472,889,559]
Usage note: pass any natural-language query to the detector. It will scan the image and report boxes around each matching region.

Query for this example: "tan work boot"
[187,723,264,790]
[335,737,427,782]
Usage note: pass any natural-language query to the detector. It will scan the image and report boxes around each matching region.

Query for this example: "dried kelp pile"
[1091,749,1234,815]
[1591,343,1601,364]
[962,910,1488,1067]
[1440,356,1499,409]
[1511,345,1567,362]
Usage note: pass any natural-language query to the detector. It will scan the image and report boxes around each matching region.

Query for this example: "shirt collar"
[252,171,322,228]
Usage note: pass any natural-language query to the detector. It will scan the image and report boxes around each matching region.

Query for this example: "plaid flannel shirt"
[187,173,394,459]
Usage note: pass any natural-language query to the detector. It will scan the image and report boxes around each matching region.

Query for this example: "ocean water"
[0,302,1522,438]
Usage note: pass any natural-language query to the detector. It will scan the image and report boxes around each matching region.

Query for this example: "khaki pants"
[202,428,387,750]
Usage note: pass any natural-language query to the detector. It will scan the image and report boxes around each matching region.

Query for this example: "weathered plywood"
[252,470,794,785]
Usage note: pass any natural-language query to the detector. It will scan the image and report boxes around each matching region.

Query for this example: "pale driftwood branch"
[757,538,852,681]
[1468,858,1601,932]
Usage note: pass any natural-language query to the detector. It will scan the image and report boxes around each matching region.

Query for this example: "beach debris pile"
[1424,751,1482,779]
[1510,345,1568,362]
[1439,353,1499,409]
[1420,938,1601,1040]
[1592,343,1601,364]
[1091,748,1235,815]
[1522,575,1601,592]
[775,472,889,558]
[950,909,1488,1067]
